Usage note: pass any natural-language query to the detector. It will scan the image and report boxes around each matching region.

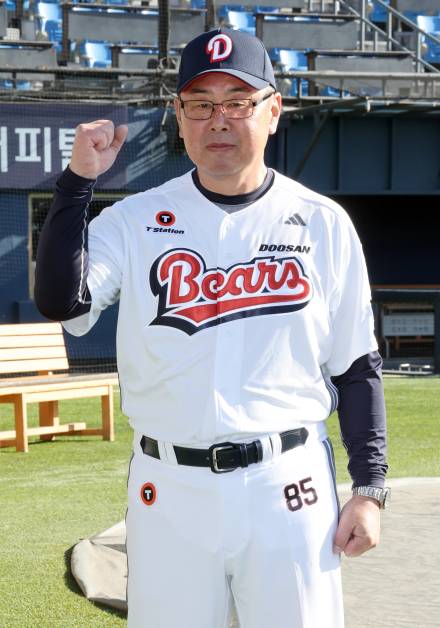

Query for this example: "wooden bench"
[0,322,118,453]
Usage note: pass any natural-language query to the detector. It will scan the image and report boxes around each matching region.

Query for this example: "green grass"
[0,376,439,627]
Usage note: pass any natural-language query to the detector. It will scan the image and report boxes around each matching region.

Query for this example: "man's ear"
[269,92,282,135]
[174,98,184,139]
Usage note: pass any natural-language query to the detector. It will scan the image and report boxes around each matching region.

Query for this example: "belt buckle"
[209,442,237,474]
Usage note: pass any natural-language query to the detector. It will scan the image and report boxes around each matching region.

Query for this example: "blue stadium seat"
[45,19,63,48]
[218,3,245,16]
[369,0,390,23]
[417,16,440,63]
[218,7,255,34]
[256,5,281,11]
[79,40,112,68]
[320,85,350,97]
[32,2,63,50]
[270,48,308,96]
[6,0,30,9]
[34,2,61,32]
[0,79,33,89]
[403,11,421,23]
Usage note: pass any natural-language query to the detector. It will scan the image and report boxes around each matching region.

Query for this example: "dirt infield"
[229,478,440,627]
[340,477,440,628]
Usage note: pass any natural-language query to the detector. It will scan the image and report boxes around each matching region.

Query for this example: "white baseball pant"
[126,425,343,628]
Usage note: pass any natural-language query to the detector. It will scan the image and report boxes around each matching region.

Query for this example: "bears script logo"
[149,248,312,335]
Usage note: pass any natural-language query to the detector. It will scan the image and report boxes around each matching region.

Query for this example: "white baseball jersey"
[63,169,377,444]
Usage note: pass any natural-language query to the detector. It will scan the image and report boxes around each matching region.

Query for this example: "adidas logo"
[284,214,306,226]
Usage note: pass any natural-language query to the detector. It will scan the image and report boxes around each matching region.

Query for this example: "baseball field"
[0,375,438,628]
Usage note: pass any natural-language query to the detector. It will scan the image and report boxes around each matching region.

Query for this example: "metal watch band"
[352,485,390,509]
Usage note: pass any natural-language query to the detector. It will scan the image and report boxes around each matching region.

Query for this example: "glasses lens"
[223,99,253,118]
[183,100,213,119]
[182,99,254,120]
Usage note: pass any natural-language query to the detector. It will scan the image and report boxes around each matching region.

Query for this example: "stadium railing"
[339,0,440,72]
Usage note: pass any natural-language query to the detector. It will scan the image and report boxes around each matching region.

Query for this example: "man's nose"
[210,104,230,130]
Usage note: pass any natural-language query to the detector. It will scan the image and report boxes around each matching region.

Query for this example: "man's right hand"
[69,119,128,180]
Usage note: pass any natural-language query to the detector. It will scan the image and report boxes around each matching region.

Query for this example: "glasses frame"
[179,90,275,120]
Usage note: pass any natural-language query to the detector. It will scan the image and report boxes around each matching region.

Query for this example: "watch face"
[382,488,390,509]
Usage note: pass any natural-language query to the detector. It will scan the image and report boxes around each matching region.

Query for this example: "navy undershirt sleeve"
[34,167,96,321]
[331,351,388,488]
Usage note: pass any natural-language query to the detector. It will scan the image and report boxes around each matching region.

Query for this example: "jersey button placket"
[213,216,243,434]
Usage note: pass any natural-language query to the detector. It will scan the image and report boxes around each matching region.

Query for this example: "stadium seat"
[256,5,282,11]
[270,48,308,96]
[402,11,424,24]
[217,6,256,34]
[5,0,30,9]
[368,0,390,24]
[34,2,62,34]
[416,16,440,64]
[223,9,256,34]
[45,19,63,49]
[0,79,33,89]
[395,0,440,21]
[79,40,112,68]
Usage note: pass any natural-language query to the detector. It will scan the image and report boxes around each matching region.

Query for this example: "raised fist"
[69,119,128,180]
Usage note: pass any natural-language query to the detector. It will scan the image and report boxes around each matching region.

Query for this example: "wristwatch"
[352,485,390,509]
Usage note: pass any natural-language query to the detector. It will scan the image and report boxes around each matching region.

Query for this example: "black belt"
[140,428,309,474]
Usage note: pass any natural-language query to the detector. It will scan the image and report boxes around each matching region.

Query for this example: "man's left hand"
[333,495,381,557]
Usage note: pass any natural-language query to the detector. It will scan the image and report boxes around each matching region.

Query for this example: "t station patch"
[156,211,176,227]
[140,482,157,506]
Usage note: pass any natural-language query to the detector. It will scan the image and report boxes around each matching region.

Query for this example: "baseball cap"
[177,28,276,94]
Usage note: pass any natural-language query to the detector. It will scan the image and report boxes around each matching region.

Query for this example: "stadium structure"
[0,0,439,373]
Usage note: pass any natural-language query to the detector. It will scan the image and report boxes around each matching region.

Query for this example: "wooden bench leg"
[101,386,114,442]
[14,396,28,453]
[39,401,59,441]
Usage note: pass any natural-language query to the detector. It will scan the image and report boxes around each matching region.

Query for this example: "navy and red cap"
[177,28,277,94]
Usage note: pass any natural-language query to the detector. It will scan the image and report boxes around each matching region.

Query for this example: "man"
[35,28,388,628]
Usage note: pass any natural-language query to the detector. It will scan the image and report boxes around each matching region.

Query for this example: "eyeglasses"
[179,91,275,120]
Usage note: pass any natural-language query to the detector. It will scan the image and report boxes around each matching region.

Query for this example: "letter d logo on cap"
[206,34,233,63]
